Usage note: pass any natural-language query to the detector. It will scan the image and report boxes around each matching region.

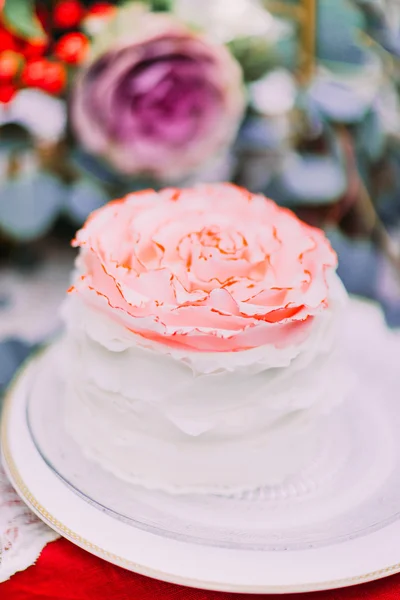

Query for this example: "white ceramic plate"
[2,298,400,594]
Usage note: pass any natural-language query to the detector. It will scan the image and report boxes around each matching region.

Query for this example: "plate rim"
[3,345,400,594]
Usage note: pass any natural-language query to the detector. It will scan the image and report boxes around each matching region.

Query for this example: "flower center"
[173,225,255,293]
[178,225,248,263]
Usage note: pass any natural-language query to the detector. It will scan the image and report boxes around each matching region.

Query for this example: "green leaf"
[357,108,385,162]
[272,152,347,206]
[127,0,172,12]
[228,36,275,82]
[65,178,109,225]
[149,0,173,11]
[0,172,65,241]
[2,0,46,41]
[316,0,369,67]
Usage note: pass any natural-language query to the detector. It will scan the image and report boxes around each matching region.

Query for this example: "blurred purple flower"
[71,5,245,181]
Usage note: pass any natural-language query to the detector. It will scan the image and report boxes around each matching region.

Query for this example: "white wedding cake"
[60,184,349,495]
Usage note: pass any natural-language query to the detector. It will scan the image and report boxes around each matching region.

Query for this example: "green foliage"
[2,0,46,40]
[0,172,65,241]
[268,152,347,207]
[317,0,370,67]
[228,37,277,82]
[65,179,109,225]
[148,0,173,11]
[306,79,371,123]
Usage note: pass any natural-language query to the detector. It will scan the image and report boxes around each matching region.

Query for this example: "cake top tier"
[69,183,337,352]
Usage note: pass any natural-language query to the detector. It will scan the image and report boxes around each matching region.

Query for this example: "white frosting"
[60,272,350,494]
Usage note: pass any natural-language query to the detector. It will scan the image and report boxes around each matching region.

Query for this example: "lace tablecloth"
[0,467,59,582]
[0,253,72,582]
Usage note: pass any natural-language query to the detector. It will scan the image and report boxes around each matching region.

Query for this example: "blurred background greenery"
[0,0,400,378]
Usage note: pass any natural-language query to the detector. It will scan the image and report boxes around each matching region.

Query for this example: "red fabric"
[2,539,400,600]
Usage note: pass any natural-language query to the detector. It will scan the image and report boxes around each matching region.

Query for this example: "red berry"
[0,28,18,52]
[0,82,17,103]
[87,2,115,18]
[20,37,48,59]
[83,2,115,33]
[0,50,23,81]
[53,0,85,29]
[54,32,89,65]
[21,59,67,95]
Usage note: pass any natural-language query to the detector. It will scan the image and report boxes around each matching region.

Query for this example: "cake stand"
[2,297,400,594]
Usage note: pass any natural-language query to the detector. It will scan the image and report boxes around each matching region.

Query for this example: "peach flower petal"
[71,184,338,352]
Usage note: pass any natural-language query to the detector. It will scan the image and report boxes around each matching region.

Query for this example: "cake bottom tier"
[64,366,344,495]
[64,385,322,495]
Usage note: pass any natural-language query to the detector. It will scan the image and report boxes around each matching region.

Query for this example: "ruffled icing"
[69,184,338,352]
